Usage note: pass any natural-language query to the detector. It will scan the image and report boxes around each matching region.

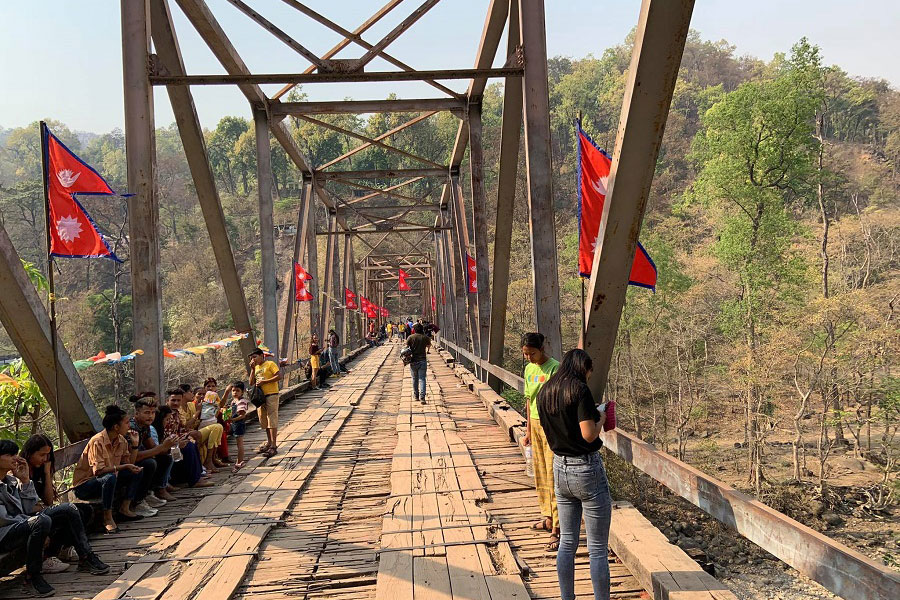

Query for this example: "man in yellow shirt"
[249,348,282,458]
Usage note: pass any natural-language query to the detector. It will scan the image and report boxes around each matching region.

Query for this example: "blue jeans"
[554,452,612,600]
[410,359,427,400]
[73,458,157,509]
[328,346,341,374]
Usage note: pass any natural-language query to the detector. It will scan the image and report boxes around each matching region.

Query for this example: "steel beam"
[272,98,465,117]
[0,223,101,440]
[274,0,459,99]
[224,0,327,70]
[320,213,338,336]
[518,0,562,361]
[468,103,491,371]
[305,193,321,338]
[582,0,694,399]
[317,168,450,180]
[254,107,280,360]
[352,0,442,71]
[279,178,310,359]
[316,226,448,235]
[149,66,524,86]
[122,0,164,395]
[150,0,256,360]
[487,0,522,391]
[337,204,441,213]
[298,114,443,169]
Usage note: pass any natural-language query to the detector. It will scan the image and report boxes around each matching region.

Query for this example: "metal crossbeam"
[272,98,465,117]
[149,66,524,86]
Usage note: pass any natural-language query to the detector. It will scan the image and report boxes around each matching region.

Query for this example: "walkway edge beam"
[436,338,900,600]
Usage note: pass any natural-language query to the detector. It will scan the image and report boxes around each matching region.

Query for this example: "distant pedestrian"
[327,329,341,377]
[406,323,431,403]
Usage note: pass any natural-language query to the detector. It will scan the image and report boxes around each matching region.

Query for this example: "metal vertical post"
[122,0,164,395]
[487,0,522,391]
[280,176,309,359]
[320,212,336,336]
[306,185,321,338]
[468,103,492,377]
[254,106,279,360]
[450,176,479,360]
[518,0,562,361]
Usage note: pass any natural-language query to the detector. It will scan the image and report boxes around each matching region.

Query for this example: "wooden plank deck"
[0,342,649,600]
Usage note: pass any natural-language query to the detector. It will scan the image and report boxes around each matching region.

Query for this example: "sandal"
[256,442,271,454]
[531,518,551,532]
[546,533,560,552]
[263,447,278,458]
[231,461,245,473]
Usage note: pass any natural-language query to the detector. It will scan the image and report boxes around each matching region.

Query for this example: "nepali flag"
[42,123,121,261]
[431,296,436,312]
[398,268,410,291]
[294,263,313,301]
[576,120,657,290]
[344,288,357,310]
[359,296,370,314]
[466,253,477,293]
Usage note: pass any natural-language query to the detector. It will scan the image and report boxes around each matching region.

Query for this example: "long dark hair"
[21,434,55,471]
[153,406,173,434]
[537,349,593,416]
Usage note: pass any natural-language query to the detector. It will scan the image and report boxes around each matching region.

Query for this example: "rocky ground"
[605,453,898,600]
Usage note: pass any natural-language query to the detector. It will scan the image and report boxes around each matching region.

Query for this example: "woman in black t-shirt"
[537,349,611,600]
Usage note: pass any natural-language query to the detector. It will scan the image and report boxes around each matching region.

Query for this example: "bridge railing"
[436,336,900,600]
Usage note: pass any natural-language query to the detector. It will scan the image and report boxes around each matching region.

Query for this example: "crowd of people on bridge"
[0,346,282,597]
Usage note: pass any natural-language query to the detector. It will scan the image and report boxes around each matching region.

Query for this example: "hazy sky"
[1,1,897,133]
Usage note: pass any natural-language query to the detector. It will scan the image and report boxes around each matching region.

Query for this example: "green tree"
[689,41,820,493]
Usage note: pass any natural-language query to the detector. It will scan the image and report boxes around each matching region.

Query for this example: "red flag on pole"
[294,263,313,301]
[431,295,436,312]
[576,120,657,290]
[466,253,477,293]
[344,288,357,309]
[398,268,410,291]
[43,124,120,261]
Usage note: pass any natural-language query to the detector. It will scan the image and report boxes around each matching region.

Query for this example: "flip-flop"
[531,518,551,531]
[546,534,560,552]
[263,448,278,458]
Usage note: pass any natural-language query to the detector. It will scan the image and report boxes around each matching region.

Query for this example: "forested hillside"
[1,31,897,564]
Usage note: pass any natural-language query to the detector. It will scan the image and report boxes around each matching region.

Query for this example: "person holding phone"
[537,349,610,600]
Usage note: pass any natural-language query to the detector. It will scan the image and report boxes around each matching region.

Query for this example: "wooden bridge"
[0,1,897,599]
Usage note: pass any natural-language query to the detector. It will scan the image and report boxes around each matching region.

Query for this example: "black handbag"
[248,385,266,408]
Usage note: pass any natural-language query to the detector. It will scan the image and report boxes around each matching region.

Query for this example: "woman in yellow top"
[521,332,560,550]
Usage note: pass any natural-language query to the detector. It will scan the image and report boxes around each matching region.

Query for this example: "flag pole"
[40,121,65,446]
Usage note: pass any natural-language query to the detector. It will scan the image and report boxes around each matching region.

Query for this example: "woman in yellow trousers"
[521,332,561,550]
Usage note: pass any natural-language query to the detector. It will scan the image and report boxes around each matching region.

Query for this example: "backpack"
[399,347,413,366]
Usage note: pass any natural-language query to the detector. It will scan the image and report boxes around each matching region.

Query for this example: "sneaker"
[602,401,617,431]
[79,552,111,575]
[27,575,55,597]
[41,556,70,574]
[145,493,166,508]
[59,546,80,563]
[133,501,159,517]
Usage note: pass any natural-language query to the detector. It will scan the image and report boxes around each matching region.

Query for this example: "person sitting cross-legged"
[0,440,109,597]
[72,405,155,533]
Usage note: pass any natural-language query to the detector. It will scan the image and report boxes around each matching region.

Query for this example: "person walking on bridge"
[406,323,431,403]
[249,348,282,458]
